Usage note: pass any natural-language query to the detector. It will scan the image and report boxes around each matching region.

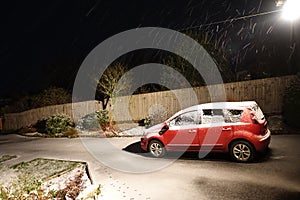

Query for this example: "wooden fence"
[3,101,101,130]
[112,75,296,122]
[2,75,296,130]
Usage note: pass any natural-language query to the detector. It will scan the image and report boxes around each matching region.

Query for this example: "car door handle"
[222,127,232,131]
[188,130,197,133]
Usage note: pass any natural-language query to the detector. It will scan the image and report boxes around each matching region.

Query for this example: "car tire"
[230,140,255,162]
[148,140,166,158]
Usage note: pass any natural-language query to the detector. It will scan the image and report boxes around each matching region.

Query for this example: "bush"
[33,119,47,133]
[77,113,100,130]
[76,110,110,131]
[283,77,300,128]
[96,110,110,131]
[45,115,73,136]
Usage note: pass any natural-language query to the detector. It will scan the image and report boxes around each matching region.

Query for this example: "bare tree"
[96,63,131,109]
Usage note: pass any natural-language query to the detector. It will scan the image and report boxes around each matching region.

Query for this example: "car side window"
[170,111,199,126]
[202,109,225,124]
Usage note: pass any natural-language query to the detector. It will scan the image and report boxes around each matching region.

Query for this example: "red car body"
[141,101,271,162]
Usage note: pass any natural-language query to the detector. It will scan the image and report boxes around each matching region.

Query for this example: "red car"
[141,101,271,162]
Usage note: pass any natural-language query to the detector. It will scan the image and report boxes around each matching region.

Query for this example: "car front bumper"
[141,137,148,151]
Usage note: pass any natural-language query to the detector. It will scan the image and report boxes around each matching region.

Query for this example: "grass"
[10,158,82,181]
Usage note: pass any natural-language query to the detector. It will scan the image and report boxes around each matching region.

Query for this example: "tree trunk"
[102,98,109,110]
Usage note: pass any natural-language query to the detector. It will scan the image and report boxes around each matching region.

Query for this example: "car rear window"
[252,105,265,120]
[223,109,243,123]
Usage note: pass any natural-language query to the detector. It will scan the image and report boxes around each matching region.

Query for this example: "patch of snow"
[117,126,146,136]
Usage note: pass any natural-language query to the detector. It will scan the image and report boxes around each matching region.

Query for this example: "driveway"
[0,134,299,199]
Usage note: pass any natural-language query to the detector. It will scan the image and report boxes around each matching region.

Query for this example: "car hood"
[145,123,164,134]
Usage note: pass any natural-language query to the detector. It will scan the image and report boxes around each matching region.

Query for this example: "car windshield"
[169,111,199,126]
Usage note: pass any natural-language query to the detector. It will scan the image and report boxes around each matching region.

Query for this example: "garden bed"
[0,157,100,199]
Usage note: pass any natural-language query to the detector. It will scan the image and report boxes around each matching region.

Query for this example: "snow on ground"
[117,126,146,136]
[78,124,146,137]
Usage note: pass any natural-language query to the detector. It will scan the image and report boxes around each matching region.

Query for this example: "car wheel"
[230,140,255,162]
[149,140,166,158]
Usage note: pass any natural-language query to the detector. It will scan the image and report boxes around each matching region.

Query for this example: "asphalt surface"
[0,134,299,200]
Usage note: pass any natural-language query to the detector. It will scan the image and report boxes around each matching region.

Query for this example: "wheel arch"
[147,138,165,151]
[228,138,256,152]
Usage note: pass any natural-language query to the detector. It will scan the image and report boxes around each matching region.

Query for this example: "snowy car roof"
[173,101,257,116]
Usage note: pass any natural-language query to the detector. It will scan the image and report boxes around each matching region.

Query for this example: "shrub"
[77,110,110,131]
[283,76,300,128]
[77,113,100,130]
[45,115,73,136]
[33,119,47,133]
[96,110,110,131]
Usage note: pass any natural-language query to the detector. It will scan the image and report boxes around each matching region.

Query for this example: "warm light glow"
[282,0,300,21]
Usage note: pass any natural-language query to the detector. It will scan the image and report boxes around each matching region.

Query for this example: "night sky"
[1,0,299,98]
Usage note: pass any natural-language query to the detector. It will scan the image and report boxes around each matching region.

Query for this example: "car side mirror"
[159,124,169,135]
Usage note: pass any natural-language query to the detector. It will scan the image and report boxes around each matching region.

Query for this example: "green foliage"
[96,110,110,131]
[45,114,73,136]
[77,110,111,131]
[34,118,78,137]
[144,115,153,127]
[283,77,300,128]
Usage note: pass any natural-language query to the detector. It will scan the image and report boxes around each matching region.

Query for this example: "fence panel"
[124,75,296,121]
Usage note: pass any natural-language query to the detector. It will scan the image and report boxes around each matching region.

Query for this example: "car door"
[198,109,233,151]
[163,110,200,151]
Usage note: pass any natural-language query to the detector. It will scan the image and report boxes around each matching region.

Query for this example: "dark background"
[0,0,299,98]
